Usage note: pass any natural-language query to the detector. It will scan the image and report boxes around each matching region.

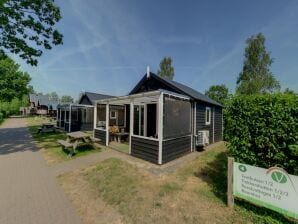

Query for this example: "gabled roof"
[29,94,38,105]
[130,72,222,106]
[29,94,58,108]
[79,92,115,105]
[38,95,51,106]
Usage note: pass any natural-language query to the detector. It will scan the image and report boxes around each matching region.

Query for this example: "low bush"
[0,112,3,124]
[0,96,28,119]
[224,93,298,175]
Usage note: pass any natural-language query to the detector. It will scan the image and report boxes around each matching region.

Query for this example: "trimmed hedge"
[224,93,298,175]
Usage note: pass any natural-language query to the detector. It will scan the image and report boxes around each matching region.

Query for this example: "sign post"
[228,159,298,220]
[227,157,234,208]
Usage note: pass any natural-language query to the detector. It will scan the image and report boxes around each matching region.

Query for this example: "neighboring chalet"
[56,92,114,132]
[94,71,223,165]
[29,94,58,116]
[79,92,114,105]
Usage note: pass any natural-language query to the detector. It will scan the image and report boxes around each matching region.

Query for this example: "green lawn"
[27,116,101,165]
[59,142,294,224]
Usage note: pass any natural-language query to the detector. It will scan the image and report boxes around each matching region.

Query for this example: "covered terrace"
[94,90,193,164]
[57,104,94,132]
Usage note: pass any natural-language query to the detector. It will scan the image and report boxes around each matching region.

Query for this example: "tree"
[157,57,174,80]
[0,0,63,66]
[47,92,59,102]
[0,56,31,101]
[284,88,296,95]
[60,95,73,103]
[236,33,280,95]
[205,84,230,105]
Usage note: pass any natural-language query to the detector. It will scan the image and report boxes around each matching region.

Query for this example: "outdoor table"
[38,123,56,133]
[42,123,54,128]
[113,132,129,143]
[66,131,92,152]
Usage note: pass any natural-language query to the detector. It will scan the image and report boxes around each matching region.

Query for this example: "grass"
[58,142,295,224]
[26,116,101,164]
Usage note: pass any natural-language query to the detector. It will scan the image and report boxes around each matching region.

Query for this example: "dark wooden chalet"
[79,92,114,105]
[29,94,58,116]
[93,72,223,165]
[56,92,114,132]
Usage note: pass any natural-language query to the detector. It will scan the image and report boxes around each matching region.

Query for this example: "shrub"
[224,93,298,175]
[0,96,29,118]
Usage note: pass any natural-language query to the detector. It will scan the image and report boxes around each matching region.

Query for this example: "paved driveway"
[0,118,81,224]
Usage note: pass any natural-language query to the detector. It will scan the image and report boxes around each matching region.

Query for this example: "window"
[163,96,191,139]
[205,107,211,125]
[110,110,117,119]
[96,104,106,129]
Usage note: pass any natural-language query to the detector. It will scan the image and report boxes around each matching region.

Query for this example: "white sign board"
[233,162,298,219]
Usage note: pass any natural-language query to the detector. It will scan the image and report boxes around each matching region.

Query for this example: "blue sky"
[13,0,298,99]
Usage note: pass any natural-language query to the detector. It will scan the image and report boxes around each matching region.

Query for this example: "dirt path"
[0,118,82,224]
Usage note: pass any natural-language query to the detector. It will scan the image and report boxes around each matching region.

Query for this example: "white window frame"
[205,107,211,125]
[110,110,117,119]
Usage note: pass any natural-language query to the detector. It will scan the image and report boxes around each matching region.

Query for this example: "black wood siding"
[64,122,80,132]
[131,136,159,164]
[94,129,106,145]
[196,102,213,143]
[162,136,191,163]
[80,123,93,131]
[214,106,223,142]
[79,96,92,105]
[196,102,223,143]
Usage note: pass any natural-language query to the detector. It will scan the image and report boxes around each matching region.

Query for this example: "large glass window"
[96,104,106,129]
[81,107,93,123]
[163,96,191,139]
[133,105,144,136]
[71,109,78,121]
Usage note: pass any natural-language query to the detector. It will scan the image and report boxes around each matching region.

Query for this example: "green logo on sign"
[238,165,247,172]
[271,171,287,183]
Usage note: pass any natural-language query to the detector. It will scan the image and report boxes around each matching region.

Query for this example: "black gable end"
[79,95,93,105]
[130,72,222,107]
[130,75,178,94]
[78,92,115,105]
[129,72,183,95]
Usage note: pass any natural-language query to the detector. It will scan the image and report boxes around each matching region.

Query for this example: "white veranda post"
[105,103,109,146]
[129,101,134,154]
[69,104,72,132]
[158,92,163,165]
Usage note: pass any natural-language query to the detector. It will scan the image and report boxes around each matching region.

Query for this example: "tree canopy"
[205,84,230,105]
[46,91,59,102]
[0,0,63,66]
[60,95,73,103]
[284,88,296,95]
[157,57,174,80]
[236,33,280,95]
[0,55,31,101]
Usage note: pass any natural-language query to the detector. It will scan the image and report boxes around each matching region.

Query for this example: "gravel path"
[0,118,82,224]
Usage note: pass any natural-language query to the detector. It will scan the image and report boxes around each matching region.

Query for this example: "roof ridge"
[145,72,222,106]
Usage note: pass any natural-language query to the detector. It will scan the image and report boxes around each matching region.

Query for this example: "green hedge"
[224,93,298,175]
[0,112,3,124]
[0,96,29,120]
